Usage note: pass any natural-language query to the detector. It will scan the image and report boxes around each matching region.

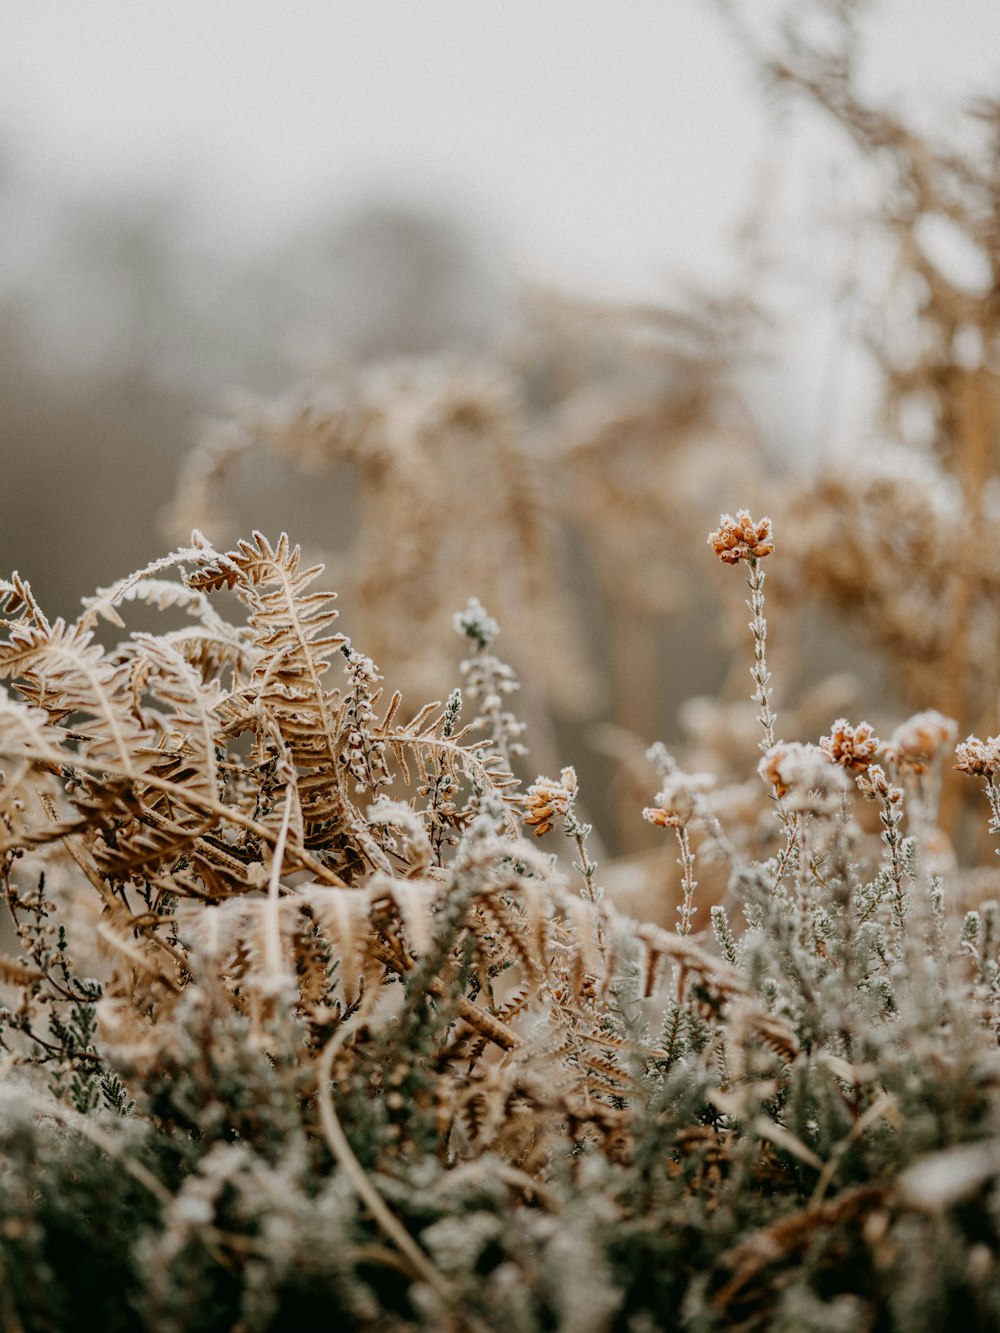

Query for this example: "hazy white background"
[3,1,996,296]
[0,0,997,610]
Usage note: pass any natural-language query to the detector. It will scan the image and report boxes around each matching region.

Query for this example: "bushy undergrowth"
[0,516,999,1331]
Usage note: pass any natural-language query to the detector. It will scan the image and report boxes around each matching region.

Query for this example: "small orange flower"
[523,767,577,837]
[708,510,774,564]
[758,742,846,813]
[955,735,1000,779]
[887,710,957,775]
[820,719,880,772]
[642,804,680,829]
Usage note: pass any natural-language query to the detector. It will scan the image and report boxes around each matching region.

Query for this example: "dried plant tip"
[856,763,904,804]
[820,718,880,771]
[888,709,958,774]
[523,767,577,837]
[708,509,774,564]
[642,771,714,828]
[758,742,846,815]
[955,735,1000,778]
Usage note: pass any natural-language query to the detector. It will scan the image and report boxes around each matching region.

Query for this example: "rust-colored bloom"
[758,742,816,798]
[887,710,957,775]
[708,510,774,564]
[955,735,1000,779]
[820,719,880,772]
[758,741,846,813]
[642,772,714,829]
[523,767,577,836]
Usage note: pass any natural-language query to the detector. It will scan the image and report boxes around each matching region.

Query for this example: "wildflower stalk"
[674,823,698,936]
[746,558,799,857]
[563,805,608,958]
[455,598,526,773]
[985,778,1000,837]
[709,511,796,856]
[955,736,1000,847]
[524,768,604,957]
[568,815,600,906]
[643,748,715,936]
[747,557,776,757]
[878,788,909,925]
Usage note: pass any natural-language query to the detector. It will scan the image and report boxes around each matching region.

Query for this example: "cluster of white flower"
[453,596,499,652]
[455,598,527,764]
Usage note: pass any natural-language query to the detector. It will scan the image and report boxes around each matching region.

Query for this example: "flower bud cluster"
[524,768,577,837]
[708,510,774,564]
[856,764,904,805]
[820,719,880,772]
[455,598,527,763]
[955,735,1000,779]
[887,709,957,775]
[342,650,390,792]
[758,741,847,815]
[642,771,715,829]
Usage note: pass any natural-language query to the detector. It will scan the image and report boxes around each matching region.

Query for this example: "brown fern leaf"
[0,574,47,633]
[0,690,62,815]
[378,722,523,832]
[158,626,256,684]
[635,922,747,1004]
[76,538,222,632]
[130,632,224,803]
[185,534,363,852]
[298,884,381,1007]
[0,954,45,987]
[86,794,244,898]
[0,619,151,776]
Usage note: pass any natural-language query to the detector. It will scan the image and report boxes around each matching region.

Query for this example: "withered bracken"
[0,515,998,1331]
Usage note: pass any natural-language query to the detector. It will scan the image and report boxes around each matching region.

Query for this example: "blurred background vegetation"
[2,0,999,888]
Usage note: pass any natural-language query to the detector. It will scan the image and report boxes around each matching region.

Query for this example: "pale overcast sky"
[1,0,997,467]
[2,1,997,301]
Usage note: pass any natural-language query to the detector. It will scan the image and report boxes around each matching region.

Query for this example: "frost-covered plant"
[1,516,1000,1331]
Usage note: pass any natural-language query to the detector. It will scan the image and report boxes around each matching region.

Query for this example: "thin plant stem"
[745,556,799,859]
[747,557,777,756]
[674,823,698,936]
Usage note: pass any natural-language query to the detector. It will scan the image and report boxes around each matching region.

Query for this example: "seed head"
[708,510,774,565]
